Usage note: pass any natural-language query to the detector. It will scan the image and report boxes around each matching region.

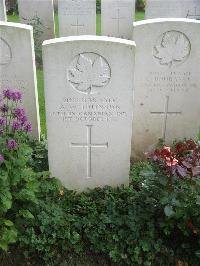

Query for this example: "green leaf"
[3,220,14,227]
[18,210,34,219]
[196,196,200,206]
[164,205,175,217]
[0,241,8,251]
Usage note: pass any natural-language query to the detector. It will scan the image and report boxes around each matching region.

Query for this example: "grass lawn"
[7,12,145,135]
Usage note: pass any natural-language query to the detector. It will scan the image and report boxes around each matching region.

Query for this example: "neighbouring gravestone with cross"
[101,0,135,39]
[131,19,200,159]
[145,0,200,20]
[58,0,96,37]
[0,0,6,21]
[43,36,135,191]
[18,0,55,42]
[0,22,40,139]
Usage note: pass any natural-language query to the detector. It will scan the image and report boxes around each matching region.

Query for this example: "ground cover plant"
[0,91,199,265]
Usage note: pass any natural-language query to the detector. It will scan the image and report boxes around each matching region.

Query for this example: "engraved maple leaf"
[154,32,190,66]
[68,54,110,94]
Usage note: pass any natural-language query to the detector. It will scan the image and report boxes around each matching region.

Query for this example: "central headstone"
[101,0,135,39]
[43,36,135,191]
[0,0,6,21]
[131,19,200,158]
[58,0,96,37]
[0,22,40,139]
[18,0,55,42]
[145,0,200,20]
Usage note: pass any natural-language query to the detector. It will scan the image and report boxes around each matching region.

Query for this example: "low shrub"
[17,160,200,265]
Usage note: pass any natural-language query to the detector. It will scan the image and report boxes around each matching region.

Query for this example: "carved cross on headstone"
[71,17,84,34]
[150,96,182,141]
[111,8,126,34]
[71,125,108,179]
[186,6,200,20]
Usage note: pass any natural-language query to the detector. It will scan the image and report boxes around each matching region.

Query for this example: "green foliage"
[136,0,146,11]
[96,0,101,14]
[0,137,40,251]
[28,135,49,172]
[0,89,40,251]
[15,161,200,265]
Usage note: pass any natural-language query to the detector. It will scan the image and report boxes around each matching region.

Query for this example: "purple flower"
[3,89,12,99]
[23,122,32,133]
[0,117,6,126]
[14,107,25,119]
[11,90,22,102]
[0,154,4,163]
[0,104,8,113]
[12,120,21,131]
[7,139,18,150]
[19,115,27,125]
[2,89,22,102]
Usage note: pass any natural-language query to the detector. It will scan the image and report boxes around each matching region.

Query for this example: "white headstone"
[58,0,96,37]
[0,0,6,21]
[145,0,200,20]
[43,36,135,191]
[101,0,135,39]
[18,0,55,42]
[131,19,200,158]
[0,22,40,139]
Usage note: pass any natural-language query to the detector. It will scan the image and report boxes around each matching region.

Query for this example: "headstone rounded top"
[43,35,136,48]
[133,18,200,27]
[0,21,33,31]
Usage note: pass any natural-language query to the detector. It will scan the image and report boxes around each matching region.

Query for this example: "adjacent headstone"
[101,0,135,39]
[131,19,200,158]
[0,0,6,21]
[58,0,96,37]
[0,22,40,139]
[18,0,55,42]
[145,0,200,20]
[43,36,135,191]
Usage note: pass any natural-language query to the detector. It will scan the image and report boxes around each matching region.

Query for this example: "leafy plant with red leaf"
[145,139,200,191]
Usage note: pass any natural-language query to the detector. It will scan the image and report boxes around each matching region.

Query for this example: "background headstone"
[145,0,200,20]
[43,36,135,191]
[0,0,6,21]
[101,0,135,39]
[131,19,200,158]
[0,22,40,139]
[18,0,55,42]
[58,0,96,37]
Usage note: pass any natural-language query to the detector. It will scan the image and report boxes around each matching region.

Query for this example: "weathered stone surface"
[0,22,40,139]
[145,0,200,20]
[131,19,200,158]
[18,0,55,42]
[43,36,135,191]
[101,0,135,39]
[58,0,96,37]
